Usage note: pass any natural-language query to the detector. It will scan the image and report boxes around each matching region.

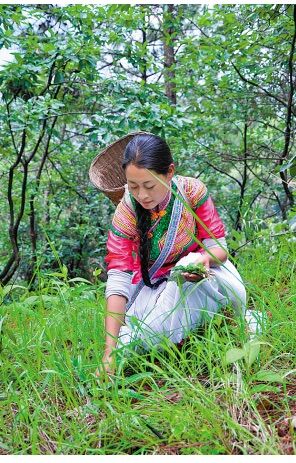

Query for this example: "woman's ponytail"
[135,201,152,287]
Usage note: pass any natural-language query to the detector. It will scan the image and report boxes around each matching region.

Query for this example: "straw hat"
[89,131,154,205]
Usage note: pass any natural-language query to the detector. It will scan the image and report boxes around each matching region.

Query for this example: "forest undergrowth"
[0,235,295,455]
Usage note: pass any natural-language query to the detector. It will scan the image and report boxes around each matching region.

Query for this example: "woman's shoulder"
[175,175,209,208]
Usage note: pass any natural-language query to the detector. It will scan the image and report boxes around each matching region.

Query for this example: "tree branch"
[204,159,242,187]
[47,157,90,203]
[231,61,294,114]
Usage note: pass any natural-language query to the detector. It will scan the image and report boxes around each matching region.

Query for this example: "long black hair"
[122,134,174,287]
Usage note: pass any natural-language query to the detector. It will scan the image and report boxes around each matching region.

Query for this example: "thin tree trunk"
[163,4,177,105]
[44,188,51,225]
[234,123,248,231]
[27,117,58,284]
[1,160,29,284]
[141,28,147,83]
[139,5,148,84]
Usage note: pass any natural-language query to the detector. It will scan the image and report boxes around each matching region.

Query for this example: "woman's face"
[125,163,175,209]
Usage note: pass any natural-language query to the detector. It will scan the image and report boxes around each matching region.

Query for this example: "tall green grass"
[0,235,295,455]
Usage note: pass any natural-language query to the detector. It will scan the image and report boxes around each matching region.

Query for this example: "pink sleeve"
[104,191,140,273]
[195,197,225,240]
[105,230,137,273]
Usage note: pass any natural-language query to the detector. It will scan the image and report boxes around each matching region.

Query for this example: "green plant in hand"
[170,262,210,281]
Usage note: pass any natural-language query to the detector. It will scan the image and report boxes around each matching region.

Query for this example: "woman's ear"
[167,163,175,181]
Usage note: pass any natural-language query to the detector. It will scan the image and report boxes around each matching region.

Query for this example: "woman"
[95,133,246,377]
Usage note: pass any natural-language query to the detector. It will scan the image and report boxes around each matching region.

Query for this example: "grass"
[0,235,295,455]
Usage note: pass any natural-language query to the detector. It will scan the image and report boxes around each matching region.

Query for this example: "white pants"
[117,259,246,350]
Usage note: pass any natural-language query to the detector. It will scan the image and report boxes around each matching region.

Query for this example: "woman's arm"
[104,294,127,353]
[96,266,134,378]
[97,195,137,378]
[96,294,127,377]
[203,245,227,268]
[97,268,133,378]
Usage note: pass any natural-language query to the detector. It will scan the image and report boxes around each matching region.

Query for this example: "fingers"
[181,272,203,282]
[95,356,116,381]
[95,366,115,382]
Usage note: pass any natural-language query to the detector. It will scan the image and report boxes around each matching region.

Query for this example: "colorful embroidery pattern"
[181,175,208,209]
[149,188,175,260]
[110,200,137,240]
[149,176,208,261]
[110,175,209,257]
[171,176,208,259]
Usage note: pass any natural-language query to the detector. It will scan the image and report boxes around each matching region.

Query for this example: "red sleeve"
[195,197,225,240]
[105,189,140,272]
[105,230,137,272]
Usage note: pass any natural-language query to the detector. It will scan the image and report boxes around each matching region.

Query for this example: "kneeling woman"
[95,133,246,376]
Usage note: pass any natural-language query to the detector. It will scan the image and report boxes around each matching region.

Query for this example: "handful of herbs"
[170,262,210,282]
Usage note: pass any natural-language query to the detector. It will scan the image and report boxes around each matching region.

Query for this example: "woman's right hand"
[95,353,116,381]
[96,294,127,381]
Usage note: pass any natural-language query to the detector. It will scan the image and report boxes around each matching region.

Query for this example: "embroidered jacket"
[105,175,225,284]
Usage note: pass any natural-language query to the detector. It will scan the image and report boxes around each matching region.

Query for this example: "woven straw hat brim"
[89,131,154,204]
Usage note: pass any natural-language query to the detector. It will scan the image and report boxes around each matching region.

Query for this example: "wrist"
[208,250,227,267]
[103,346,115,357]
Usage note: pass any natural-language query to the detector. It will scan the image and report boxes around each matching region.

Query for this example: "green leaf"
[290,161,296,178]
[4,327,17,344]
[85,127,97,134]
[252,370,284,383]
[62,264,68,278]
[40,369,60,375]
[68,277,92,284]
[3,285,27,297]
[46,272,64,278]
[93,268,102,277]
[54,71,65,84]
[243,342,260,367]
[41,296,59,304]
[280,154,296,174]
[23,295,39,306]
[225,347,245,364]
[124,372,153,385]
[117,388,145,400]
[250,384,281,394]
[23,295,58,306]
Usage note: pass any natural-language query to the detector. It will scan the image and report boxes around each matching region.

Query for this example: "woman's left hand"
[181,253,210,282]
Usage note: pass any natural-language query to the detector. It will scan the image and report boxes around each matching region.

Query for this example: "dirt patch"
[256,383,296,455]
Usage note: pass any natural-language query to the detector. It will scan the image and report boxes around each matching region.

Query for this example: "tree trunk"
[27,115,59,285]
[234,123,248,231]
[163,4,177,105]
[141,28,147,83]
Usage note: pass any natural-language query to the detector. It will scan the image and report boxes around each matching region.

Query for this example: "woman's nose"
[138,189,149,200]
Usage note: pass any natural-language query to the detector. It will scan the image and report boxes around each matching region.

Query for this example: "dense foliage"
[0,4,295,285]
